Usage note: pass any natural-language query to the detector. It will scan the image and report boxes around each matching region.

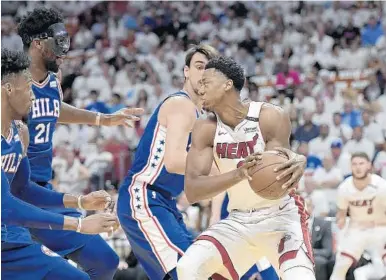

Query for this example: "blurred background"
[2,1,386,279]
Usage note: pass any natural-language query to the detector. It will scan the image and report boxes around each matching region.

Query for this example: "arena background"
[2,1,386,279]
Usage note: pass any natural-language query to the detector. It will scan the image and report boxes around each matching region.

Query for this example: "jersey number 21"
[34,123,51,144]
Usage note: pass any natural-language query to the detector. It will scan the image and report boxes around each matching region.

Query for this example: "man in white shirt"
[330,139,352,178]
[343,126,375,161]
[309,124,337,159]
[308,154,344,216]
[329,112,353,143]
[362,110,385,150]
[374,142,386,179]
[312,100,331,126]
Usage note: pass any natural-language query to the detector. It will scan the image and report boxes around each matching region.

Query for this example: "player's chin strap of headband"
[26,22,70,57]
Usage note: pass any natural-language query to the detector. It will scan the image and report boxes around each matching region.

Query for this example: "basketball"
[248,151,291,200]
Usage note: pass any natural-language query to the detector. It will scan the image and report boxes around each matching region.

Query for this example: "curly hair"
[1,49,30,80]
[205,56,245,91]
[18,7,64,47]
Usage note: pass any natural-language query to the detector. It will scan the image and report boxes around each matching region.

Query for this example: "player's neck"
[215,96,248,129]
[353,174,371,190]
[29,56,48,83]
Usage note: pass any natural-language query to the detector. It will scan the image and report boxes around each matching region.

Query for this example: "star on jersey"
[154,155,159,160]
[134,188,140,193]
[136,205,141,210]
[157,148,162,153]
[136,196,140,202]
[151,163,156,168]
[159,140,165,145]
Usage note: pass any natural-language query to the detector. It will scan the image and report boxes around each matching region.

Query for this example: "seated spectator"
[329,112,353,143]
[85,90,111,114]
[361,110,384,150]
[294,111,320,143]
[330,139,352,178]
[341,101,363,128]
[312,99,331,126]
[373,142,386,178]
[361,15,384,47]
[109,93,126,113]
[308,124,336,158]
[343,126,376,160]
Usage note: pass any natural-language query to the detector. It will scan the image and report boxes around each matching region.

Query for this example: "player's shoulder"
[259,102,287,123]
[371,173,386,188]
[162,93,196,113]
[192,114,217,147]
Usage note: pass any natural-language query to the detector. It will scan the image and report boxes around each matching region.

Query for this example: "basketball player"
[330,152,386,280]
[17,7,142,279]
[117,44,219,280]
[1,49,119,279]
[176,56,315,280]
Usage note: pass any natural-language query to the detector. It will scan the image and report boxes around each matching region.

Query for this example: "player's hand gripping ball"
[81,190,115,211]
[102,107,144,127]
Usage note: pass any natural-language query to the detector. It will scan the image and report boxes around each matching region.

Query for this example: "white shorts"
[337,225,386,263]
[197,194,314,278]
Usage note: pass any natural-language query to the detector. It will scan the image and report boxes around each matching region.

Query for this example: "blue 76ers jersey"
[127,91,198,198]
[1,121,33,247]
[27,73,62,183]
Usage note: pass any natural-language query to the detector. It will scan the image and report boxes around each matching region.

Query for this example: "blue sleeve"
[2,169,64,230]
[11,157,65,208]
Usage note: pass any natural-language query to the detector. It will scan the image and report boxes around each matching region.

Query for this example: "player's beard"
[44,58,59,73]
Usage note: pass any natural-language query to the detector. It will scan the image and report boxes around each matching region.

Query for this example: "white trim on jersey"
[127,122,184,273]
[32,75,50,88]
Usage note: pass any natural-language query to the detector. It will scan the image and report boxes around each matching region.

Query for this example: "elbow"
[164,156,183,174]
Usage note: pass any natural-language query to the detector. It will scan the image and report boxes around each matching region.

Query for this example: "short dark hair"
[18,7,64,48]
[351,152,370,162]
[205,56,245,91]
[1,49,30,81]
[185,44,219,67]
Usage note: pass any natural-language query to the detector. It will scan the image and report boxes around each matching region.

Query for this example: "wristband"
[95,112,101,126]
[77,195,84,209]
[76,217,82,233]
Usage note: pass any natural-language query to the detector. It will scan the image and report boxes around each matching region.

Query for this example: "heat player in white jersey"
[177,57,315,280]
[330,152,386,280]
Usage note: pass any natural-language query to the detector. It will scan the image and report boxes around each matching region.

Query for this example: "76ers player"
[1,49,119,279]
[117,44,219,280]
[17,7,142,279]
[330,152,386,280]
[177,57,315,280]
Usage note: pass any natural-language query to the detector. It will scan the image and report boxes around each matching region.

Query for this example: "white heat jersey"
[213,102,288,211]
[337,174,386,225]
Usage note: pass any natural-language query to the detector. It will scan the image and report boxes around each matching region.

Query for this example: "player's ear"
[32,39,43,51]
[4,82,14,97]
[183,65,189,80]
[224,79,233,92]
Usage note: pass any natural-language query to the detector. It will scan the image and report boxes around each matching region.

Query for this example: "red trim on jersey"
[198,235,239,280]
[279,250,298,266]
[289,192,314,265]
[212,273,229,280]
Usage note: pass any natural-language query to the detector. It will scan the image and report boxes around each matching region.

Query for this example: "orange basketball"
[248,151,291,200]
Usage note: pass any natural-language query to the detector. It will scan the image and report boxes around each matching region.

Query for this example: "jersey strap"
[246,101,264,122]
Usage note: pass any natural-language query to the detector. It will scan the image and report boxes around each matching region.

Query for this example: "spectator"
[312,100,331,126]
[293,88,316,116]
[309,124,336,158]
[294,112,320,143]
[361,15,384,46]
[109,93,126,113]
[361,110,384,150]
[330,139,352,178]
[343,126,375,160]
[329,112,353,143]
[373,142,386,178]
[341,101,363,128]
[85,90,111,114]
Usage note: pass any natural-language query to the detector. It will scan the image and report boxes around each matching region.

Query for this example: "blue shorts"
[30,182,97,257]
[2,243,88,280]
[117,179,193,280]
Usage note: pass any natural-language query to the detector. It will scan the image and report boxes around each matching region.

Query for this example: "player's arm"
[12,123,111,210]
[259,104,307,190]
[209,191,226,226]
[162,97,197,175]
[184,119,258,203]
[58,102,143,127]
[2,169,75,230]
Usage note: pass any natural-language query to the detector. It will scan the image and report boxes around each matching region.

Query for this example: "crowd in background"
[2,1,386,279]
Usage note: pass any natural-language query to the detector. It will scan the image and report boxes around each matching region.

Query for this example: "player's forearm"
[185,169,243,203]
[336,209,347,229]
[58,102,103,125]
